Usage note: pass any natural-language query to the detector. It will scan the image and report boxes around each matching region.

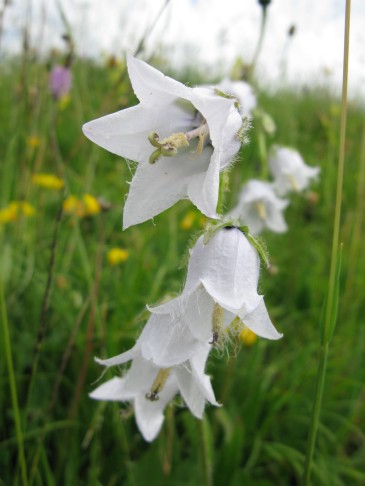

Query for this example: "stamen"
[209,303,224,346]
[145,368,171,401]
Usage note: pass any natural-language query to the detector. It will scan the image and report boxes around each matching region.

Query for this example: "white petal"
[122,145,213,229]
[94,344,139,367]
[174,365,206,418]
[127,54,191,105]
[186,229,261,312]
[149,287,215,342]
[265,205,288,233]
[186,146,219,219]
[134,377,178,442]
[89,376,135,401]
[239,297,283,340]
[123,355,160,395]
[83,102,193,164]
[140,312,203,367]
[174,344,219,418]
[192,87,242,170]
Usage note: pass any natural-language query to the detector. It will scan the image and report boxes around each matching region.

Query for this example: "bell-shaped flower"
[149,227,282,348]
[269,146,320,196]
[215,78,257,118]
[90,341,218,442]
[228,179,289,234]
[83,55,243,228]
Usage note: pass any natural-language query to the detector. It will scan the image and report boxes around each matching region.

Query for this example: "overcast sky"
[2,0,364,98]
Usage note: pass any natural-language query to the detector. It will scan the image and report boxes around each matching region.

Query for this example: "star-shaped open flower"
[269,146,320,196]
[90,341,218,442]
[83,55,243,228]
[229,179,289,234]
[149,227,282,350]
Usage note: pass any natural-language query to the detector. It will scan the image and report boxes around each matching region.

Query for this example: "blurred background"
[0,1,364,485]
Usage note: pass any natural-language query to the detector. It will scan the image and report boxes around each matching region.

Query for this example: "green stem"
[199,418,213,486]
[251,5,268,77]
[302,343,329,485]
[257,127,268,180]
[217,170,229,216]
[0,278,29,486]
[302,1,351,483]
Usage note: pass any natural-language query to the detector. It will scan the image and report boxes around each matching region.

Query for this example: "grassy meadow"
[0,51,365,486]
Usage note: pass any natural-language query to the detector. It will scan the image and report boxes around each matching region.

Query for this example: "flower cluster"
[91,226,281,441]
[82,55,297,442]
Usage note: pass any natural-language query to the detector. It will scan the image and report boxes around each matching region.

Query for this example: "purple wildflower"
[49,65,72,100]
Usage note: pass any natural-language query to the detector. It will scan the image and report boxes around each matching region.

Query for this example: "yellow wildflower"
[63,194,101,218]
[0,201,36,223]
[82,194,101,216]
[27,136,41,149]
[107,247,129,266]
[239,327,258,347]
[0,203,18,223]
[32,173,64,190]
[63,195,80,215]
[180,210,197,230]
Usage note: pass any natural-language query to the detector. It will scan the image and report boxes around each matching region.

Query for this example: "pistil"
[145,368,171,401]
[210,303,225,346]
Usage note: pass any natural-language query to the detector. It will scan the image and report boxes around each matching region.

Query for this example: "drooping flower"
[32,173,64,190]
[83,55,244,229]
[228,179,289,234]
[269,146,320,196]
[50,65,72,101]
[149,227,282,351]
[90,340,218,442]
[215,78,257,118]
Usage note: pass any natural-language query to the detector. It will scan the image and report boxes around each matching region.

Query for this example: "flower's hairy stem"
[0,278,29,486]
[302,1,351,483]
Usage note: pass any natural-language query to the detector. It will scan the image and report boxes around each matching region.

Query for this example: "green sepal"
[214,88,240,110]
[203,219,238,245]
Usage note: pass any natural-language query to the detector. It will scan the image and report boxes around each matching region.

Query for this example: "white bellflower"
[229,180,289,234]
[83,55,243,228]
[269,146,320,196]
